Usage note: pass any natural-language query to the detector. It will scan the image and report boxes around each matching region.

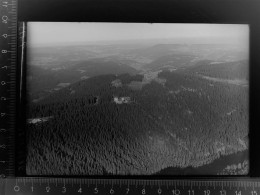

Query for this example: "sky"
[27,22,249,46]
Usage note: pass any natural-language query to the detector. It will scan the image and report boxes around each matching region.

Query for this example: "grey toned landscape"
[26,23,249,175]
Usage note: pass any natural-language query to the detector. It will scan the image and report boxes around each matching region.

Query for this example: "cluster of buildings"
[113,96,131,104]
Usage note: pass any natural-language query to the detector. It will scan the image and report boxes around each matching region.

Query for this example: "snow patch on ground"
[51,67,66,71]
[209,61,225,65]
[238,138,247,149]
[187,109,193,114]
[169,68,177,72]
[57,83,70,88]
[54,83,71,91]
[154,78,166,86]
[227,109,236,115]
[77,69,86,73]
[27,116,53,124]
[111,79,122,87]
[200,75,248,87]
[181,86,197,92]
[214,142,226,154]
[81,76,89,80]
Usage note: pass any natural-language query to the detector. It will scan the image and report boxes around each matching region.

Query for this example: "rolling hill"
[26,68,249,175]
[27,59,138,102]
[183,60,248,80]
[127,44,248,62]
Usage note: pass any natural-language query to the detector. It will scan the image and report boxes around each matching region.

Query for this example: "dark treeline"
[144,54,195,71]
[27,60,138,101]
[27,69,248,175]
[184,60,248,80]
[117,73,144,84]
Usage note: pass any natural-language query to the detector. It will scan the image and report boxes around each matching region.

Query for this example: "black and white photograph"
[25,22,249,175]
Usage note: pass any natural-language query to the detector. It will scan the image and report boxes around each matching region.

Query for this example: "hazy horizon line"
[27,37,248,48]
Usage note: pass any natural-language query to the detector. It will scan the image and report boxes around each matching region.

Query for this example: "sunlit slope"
[26,70,248,175]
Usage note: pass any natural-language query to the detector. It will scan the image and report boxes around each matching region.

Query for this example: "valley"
[26,42,249,175]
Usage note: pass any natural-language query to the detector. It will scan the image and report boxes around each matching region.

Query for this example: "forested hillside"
[26,68,248,175]
[143,54,195,71]
[27,60,138,101]
[184,60,248,80]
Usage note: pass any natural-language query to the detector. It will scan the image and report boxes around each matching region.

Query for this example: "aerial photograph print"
[25,22,249,175]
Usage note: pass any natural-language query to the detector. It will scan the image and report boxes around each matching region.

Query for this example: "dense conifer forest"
[26,62,248,175]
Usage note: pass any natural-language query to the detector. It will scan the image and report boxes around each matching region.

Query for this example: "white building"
[113,96,131,104]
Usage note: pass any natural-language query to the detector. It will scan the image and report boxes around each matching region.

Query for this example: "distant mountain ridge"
[128,44,248,62]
